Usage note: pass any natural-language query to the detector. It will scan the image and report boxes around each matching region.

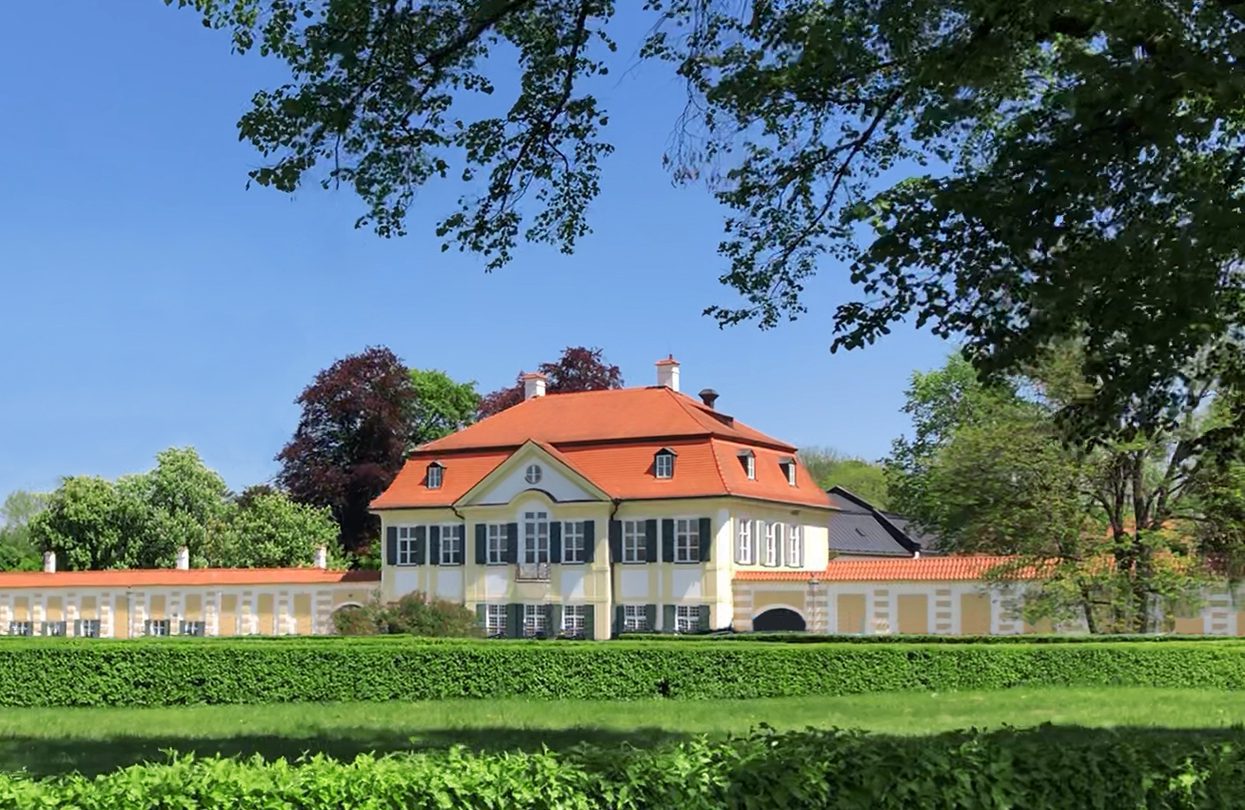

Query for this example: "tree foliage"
[478,345,623,418]
[277,347,415,552]
[407,368,480,447]
[332,592,484,637]
[0,491,47,572]
[167,0,1245,433]
[207,490,338,568]
[798,448,888,508]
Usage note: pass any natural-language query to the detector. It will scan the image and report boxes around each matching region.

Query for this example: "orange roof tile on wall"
[0,568,380,590]
[733,555,1038,582]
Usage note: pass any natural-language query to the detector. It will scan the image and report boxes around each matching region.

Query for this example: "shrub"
[1,727,1244,808]
[333,592,483,637]
[1,638,1245,707]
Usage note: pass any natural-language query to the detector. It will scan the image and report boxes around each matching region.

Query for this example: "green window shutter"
[698,518,712,563]
[414,526,427,565]
[698,604,710,632]
[476,604,486,630]
[385,526,398,565]
[645,603,657,632]
[474,524,487,564]
[549,603,562,637]
[661,519,675,563]
[583,605,595,640]
[662,604,676,633]
[505,523,519,564]
[609,521,622,562]
[583,521,595,563]
[428,525,442,566]
[507,603,522,638]
[645,519,658,562]
[549,522,562,563]
[614,605,625,637]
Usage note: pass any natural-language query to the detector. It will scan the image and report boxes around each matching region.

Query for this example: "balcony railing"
[515,562,551,582]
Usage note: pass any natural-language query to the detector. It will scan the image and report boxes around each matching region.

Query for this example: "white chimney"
[42,551,55,573]
[175,546,190,570]
[656,355,680,391]
[314,544,328,570]
[521,372,547,400]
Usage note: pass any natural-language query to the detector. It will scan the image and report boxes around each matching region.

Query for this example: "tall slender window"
[426,463,443,489]
[736,518,753,564]
[622,520,647,563]
[786,524,802,567]
[763,522,779,566]
[523,511,549,563]
[674,518,701,563]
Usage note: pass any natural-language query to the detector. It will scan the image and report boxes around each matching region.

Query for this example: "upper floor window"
[440,524,464,565]
[786,524,803,567]
[763,521,780,566]
[735,518,754,565]
[622,520,647,563]
[486,524,507,564]
[524,464,543,485]
[739,450,756,480]
[780,458,796,486]
[563,521,587,563]
[427,462,443,489]
[674,518,701,563]
[523,511,550,563]
[654,449,675,479]
[397,525,421,565]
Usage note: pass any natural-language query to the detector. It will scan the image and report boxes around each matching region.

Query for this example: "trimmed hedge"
[620,631,1245,644]
[2,638,1245,706]
[3,727,1245,808]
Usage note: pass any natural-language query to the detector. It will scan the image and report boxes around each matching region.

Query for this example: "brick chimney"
[521,372,547,400]
[656,355,680,392]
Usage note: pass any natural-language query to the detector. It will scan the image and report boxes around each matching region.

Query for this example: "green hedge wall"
[2,638,1245,706]
[620,631,1245,644]
[2,727,1244,808]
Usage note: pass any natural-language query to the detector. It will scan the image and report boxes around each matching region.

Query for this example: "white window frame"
[427,464,443,489]
[42,621,66,637]
[180,620,206,637]
[145,619,171,637]
[622,520,646,563]
[562,604,587,637]
[736,518,753,565]
[439,524,464,565]
[523,604,548,637]
[75,619,101,638]
[396,525,420,565]
[675,605,701,634]
[743,453,756,480]
[486,524,507,564]
[655,452,674,479]
[524,464,543,485]
[8,621,32,637]
[562,521,586,563]
[522,511,550,563]
[763,521,780,567]
[485,604,507,637]
[674,518,701,563]
[784,461,797,486]
[623,604,649,632]
[786,524,803,567]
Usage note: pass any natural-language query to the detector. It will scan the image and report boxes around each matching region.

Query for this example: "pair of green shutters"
[476,603,596,640]
[612,604,711,634]
[385,523,595,566]
[607,518,713,563]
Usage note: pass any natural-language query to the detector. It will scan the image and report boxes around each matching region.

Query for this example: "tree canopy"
[0,491,48,571]
[168,0,1245,434]
[407,368,480,447]
[478,345,623,418]
[798,448,889,508]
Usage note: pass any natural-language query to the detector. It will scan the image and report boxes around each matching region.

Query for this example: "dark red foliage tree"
[277,347,415,553]
[477,346,624,418]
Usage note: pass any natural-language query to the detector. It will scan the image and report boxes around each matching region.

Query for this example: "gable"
[457,442,606,506]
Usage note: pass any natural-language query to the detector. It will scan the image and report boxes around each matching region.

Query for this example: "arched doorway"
[752,607,807,632]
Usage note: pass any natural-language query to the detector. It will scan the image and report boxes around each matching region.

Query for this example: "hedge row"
[621,631,1245,644]
[3,727,1244,808]
[3,638,1245,706]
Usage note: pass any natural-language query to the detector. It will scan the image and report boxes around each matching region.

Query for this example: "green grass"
[3,688,1244,777]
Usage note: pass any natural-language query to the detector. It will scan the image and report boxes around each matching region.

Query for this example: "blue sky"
[0,4,950,497]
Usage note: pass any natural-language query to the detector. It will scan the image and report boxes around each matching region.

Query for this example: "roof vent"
[698,388,719,409]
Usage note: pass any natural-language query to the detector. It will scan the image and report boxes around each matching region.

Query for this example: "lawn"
[3,687,1243,777]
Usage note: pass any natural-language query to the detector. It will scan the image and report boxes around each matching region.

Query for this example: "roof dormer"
[737,449,756,480]
[426,461,444,489]
[779,457,797,486]
[654,447,677,479]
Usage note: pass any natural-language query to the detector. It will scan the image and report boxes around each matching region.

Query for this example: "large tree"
[206,490,339,568]
[799,448,889,508]
[277,346,415,551]
[478,345,623,418]
[0,491,48,571]
[407,367,480,447]
[170,0,1245,434]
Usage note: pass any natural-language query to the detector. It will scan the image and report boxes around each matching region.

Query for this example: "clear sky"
[0,4,951,497]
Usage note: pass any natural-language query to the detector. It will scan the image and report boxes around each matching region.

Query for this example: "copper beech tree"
[477,346,623,418]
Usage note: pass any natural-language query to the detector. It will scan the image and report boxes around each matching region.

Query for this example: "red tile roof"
[373,387,831,510]
[0,568,380,590]
[734,555,1039,582]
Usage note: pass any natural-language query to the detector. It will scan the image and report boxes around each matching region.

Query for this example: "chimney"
[520,372,547,400]
[175,546,190,570]
[42,551,55,573]
[314,544,328,570]
[656,355,680,391]
[698,388,719,409]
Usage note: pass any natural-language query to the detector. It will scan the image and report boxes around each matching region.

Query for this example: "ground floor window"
[484,604,507,637]
[144,619,170,637]
[42,621,66,637]
[623,604,649,632]
[74,619,101,638]
[8,621,32,637]
[675,605,702,634]
[180,620,206,637]
[523,604,548,637]
[562,605,587,637]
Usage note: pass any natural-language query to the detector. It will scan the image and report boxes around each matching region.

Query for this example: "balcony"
[515,562,551,582]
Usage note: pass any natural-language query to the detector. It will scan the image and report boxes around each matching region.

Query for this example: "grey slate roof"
[825,486,938,557]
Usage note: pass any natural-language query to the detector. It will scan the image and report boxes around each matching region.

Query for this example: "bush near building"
[333,592,483,638]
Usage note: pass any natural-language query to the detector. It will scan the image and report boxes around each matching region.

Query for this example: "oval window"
[524,464,543,485]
